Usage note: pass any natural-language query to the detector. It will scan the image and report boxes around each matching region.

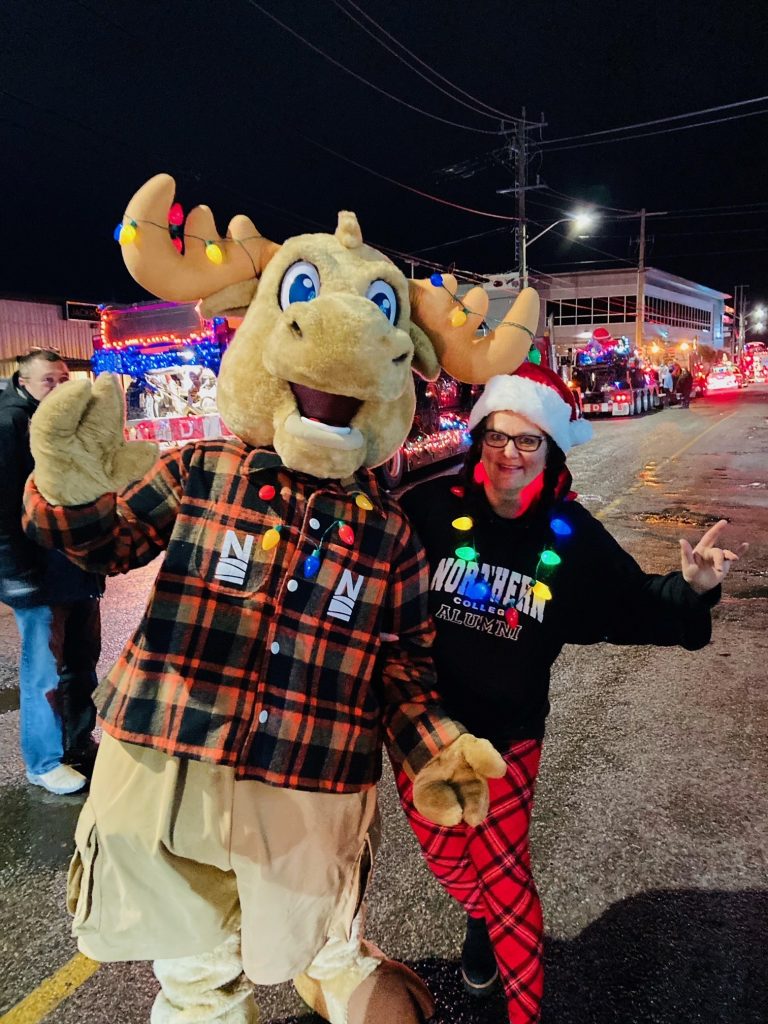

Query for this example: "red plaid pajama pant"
[396,738,544,1024]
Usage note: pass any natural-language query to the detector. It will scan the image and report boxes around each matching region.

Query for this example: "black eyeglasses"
[482,429,546,452]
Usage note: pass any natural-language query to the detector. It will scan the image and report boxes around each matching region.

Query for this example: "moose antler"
[409,275,540,385]
[119,174,281,302]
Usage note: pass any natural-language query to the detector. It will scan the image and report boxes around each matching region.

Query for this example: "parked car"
[706,365,740,392]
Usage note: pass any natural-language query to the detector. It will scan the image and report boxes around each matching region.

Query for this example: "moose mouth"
[289,382,363,434]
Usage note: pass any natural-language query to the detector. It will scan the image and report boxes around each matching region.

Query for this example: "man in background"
[0,350,103,795]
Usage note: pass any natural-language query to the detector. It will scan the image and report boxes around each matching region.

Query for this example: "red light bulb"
[168,202,184,226]
[338,524,355,546]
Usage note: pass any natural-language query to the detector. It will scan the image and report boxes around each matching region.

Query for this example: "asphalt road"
[1,387,766,1024]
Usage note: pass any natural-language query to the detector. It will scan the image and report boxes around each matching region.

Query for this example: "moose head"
[119,174,540,478]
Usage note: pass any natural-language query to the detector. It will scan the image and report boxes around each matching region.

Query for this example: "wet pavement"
[1,388,766,1023]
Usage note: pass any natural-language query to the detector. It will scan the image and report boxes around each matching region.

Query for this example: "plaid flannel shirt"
[23,440,462,791]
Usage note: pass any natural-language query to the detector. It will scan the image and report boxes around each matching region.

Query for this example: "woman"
[398,363,747,1024]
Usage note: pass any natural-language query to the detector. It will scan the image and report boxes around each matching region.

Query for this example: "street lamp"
[520,211,596,288]
[526,211,596,248]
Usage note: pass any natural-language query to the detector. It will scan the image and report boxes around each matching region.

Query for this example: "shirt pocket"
[187,509,279,598]
[306,541,385,633]
[67,800,102,934]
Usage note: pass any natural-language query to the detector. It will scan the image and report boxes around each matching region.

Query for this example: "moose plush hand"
[30,373,157,507]
[412,734,507,827]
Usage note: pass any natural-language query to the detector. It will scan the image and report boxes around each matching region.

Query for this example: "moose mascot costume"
[24,174,539,1024]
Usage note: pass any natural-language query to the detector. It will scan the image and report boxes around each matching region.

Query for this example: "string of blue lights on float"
[92,334,226,376]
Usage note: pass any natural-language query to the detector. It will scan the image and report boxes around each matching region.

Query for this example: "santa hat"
[468,363,593,454]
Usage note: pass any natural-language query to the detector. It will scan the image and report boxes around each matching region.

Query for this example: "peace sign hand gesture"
[679,519,748,595]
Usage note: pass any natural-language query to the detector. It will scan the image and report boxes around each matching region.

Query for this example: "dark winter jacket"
[402,476,719,750]
[0,373,103,608]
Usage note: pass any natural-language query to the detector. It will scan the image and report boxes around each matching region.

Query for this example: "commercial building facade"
[0,297,98,381]
[481,267,729,367]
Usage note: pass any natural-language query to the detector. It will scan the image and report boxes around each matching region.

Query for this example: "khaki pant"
[68,732,378,984]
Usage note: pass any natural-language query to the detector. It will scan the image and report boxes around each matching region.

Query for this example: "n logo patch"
[327,569,364,623]
[214,530,254,586]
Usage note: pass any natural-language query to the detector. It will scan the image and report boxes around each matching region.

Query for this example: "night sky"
[2,0,767,311]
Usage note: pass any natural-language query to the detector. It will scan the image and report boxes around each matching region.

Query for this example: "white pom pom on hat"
[468,363,593,454]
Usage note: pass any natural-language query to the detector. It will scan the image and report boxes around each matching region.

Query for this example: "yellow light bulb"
[119,222,137,246]
[531,581,552,601]
[451,308,468,328]
[451,516,474,531]
[205,242,224,265]
[262,527,281,551]
[355,493,374,511]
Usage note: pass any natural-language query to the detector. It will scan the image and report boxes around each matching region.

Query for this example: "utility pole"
[516,110,528,289]
[634,207,646,353]
[734,283,749,359]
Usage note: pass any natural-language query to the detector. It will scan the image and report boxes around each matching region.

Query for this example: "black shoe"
[460,915,499,997]
[63,740,99,779]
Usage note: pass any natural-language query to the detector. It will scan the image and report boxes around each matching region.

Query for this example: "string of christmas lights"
[114,206,263,278]
[427,273,541,363]
[253,484,374,581]
[92,338,225,376]
[447,497,574,629]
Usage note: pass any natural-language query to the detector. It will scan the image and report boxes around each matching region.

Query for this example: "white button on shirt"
[309,517,321,530]
[258,710,269,724]
[270,641,280,655]
[286,580,298,592]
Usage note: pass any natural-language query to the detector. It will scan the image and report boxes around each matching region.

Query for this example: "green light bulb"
[455,545,478,561]
[540,549,561,567]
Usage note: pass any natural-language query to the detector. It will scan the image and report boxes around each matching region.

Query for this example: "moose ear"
[409,322,440,381]
[200,279,259,319]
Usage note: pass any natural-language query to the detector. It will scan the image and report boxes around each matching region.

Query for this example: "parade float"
[94,299,474,477]
[92,300,234,445]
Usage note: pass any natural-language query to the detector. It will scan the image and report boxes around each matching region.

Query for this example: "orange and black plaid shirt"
[23,440,462,791]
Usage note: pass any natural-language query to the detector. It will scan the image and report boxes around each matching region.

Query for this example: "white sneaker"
[26,764,87,795]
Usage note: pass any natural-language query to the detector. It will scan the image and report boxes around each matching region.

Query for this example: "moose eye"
[279,262,320,310]
[366,280,398,325]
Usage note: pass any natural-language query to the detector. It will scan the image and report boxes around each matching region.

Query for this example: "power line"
[409,226,509,254]
[243,0,501,135]
[331,0,529,125]
[329,0,504,124]
[659,246,768,260]
[543,107,768,153]
[300,134,519,220]
[544,188,768,221]
[542,93,768,146]
[546,225,638,267]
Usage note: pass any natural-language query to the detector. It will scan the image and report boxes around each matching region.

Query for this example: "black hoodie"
[402,475,719,749]
[0,373,102,607]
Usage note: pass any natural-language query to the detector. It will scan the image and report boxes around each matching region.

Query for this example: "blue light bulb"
[303,553,320,579]
[550,518,572,537]
[429,273,444,287]
[469,579,490,600]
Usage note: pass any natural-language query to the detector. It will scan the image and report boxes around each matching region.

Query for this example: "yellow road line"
[596,410,739,521]
[0,954,100,1024]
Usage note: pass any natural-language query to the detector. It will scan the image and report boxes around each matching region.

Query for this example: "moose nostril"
[393,352,409,364]
[290,320,303,337]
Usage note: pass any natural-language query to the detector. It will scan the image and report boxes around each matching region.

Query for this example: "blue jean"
[13,601,100,776]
